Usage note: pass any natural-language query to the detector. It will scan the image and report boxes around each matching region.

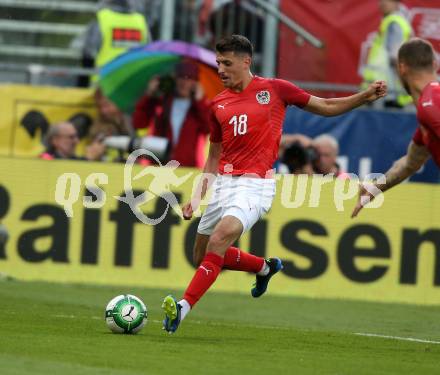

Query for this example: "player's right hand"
[364,80,387,103]
[182,202,194,220]
[351,184,374,218]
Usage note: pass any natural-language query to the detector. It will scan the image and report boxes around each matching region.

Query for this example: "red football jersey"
[209,76,311,177]
[413,81,440,167]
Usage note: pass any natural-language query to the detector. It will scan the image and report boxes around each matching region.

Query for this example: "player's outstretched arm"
[182,142,222,220]
[304,81,387,117]
[351,141,431,218]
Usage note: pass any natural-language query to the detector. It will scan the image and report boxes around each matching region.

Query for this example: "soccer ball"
[105,294,148,334]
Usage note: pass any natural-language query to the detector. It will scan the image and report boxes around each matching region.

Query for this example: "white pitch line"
[53,314,76,319]
[51,314,440,344]
[354,332,440,345]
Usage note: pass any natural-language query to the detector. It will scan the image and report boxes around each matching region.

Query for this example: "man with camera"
[278,134,315,175]
[132,61,212,168]
[278,133,348,178]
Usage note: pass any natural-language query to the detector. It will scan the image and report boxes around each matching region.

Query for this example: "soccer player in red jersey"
[352,38,440,218]
[162,35,387,333]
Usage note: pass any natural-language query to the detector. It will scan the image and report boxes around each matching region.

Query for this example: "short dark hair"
[215,35,253,57]
[398,38,436,71]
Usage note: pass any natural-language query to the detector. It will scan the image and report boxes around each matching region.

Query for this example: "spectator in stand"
[278,134,315,175]
[40,122,105,161]
[312,134,349,178]
[89,88,133,161]
[78,0,151,86]
[132,61,212,168]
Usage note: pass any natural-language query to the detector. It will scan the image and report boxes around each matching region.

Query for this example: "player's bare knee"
[206,233,223,250]
[207,229,234,253]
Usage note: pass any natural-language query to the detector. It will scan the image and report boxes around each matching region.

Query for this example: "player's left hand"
[364,80,387,103]
[351,184,375,218]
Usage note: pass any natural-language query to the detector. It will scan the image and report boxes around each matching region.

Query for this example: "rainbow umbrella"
[99,41,223,113]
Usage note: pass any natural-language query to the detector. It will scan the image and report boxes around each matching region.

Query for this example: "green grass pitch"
[0,279,439,375]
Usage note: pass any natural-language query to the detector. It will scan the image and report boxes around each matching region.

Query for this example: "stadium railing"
[0,0,323,85]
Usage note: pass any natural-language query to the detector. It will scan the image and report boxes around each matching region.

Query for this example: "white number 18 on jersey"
[229,114,248,136]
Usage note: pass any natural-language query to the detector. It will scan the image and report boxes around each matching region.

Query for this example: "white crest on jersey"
[256,90,270,105]
[422,100,433,107]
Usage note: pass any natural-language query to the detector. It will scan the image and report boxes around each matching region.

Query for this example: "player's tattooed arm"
[377,141,431,193]
[304,81,387,117]
[352,141,430,217]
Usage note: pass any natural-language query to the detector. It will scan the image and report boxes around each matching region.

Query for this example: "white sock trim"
[257,260,270,276]
[178,299,191,321]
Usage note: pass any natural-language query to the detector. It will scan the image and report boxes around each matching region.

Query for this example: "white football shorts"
[197,175,276,235]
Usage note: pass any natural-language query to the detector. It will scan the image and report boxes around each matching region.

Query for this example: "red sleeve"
[209,107,222,142]
[271,78,311,108]
[412,127,425,146]
[132,95,154,129]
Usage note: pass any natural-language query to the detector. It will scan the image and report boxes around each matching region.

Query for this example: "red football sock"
[183,252,223,307]
[223,246,265,273]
